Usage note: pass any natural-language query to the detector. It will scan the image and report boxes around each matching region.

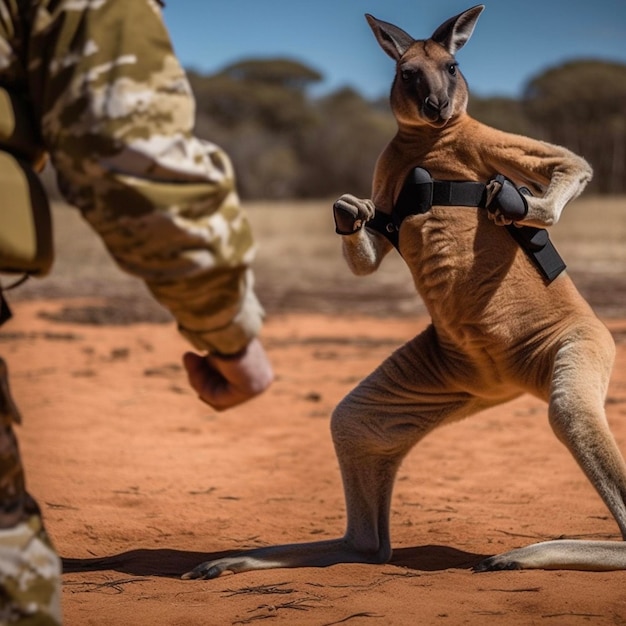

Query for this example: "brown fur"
[183,6,626,579]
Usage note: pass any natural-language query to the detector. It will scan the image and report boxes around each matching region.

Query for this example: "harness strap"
[369,172,487,248]
[396,179,486,225]
[367,167,565,283]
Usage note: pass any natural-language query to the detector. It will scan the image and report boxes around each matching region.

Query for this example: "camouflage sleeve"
[20,0,263,354]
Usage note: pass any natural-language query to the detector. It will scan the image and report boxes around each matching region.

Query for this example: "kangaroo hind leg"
[477,322,626,571]
[184,325,482,579]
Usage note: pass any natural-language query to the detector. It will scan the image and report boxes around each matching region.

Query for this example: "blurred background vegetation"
[183,57,626,199]
[28,57,626,317]
[36,57,625,201]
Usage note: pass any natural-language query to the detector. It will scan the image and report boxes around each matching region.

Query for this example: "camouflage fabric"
[1,2,264,622]
[0,0,264,355]
[0,357,28,528]
[0,358,62,624]
[0,515,62,625]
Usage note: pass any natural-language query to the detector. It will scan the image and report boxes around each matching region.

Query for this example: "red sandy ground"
[4,301,626,625]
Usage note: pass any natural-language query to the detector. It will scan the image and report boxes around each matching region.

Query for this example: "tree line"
[188,57,626,199]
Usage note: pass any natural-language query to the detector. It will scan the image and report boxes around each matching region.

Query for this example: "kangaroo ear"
[431,4,484,55]
[365,14,415,61]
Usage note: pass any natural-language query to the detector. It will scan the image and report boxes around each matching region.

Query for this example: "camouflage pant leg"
[0,356,41,530]
[0,358,62,625]
[0,515,62,625]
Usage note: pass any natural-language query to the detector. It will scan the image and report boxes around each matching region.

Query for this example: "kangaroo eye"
[401,68,416,82]
[447,63,457,76]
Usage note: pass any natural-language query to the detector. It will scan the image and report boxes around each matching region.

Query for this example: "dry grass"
[8,195,626,320]
[550,196,626,271]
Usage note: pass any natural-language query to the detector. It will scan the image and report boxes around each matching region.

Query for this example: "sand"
[3,198,626,624]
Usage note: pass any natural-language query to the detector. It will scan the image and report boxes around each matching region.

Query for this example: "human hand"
[183,338,273,411]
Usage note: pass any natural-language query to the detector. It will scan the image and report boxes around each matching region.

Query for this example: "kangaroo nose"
[424,96,449,114]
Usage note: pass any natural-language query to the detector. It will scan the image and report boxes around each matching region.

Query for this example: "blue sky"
[163,1,626,100]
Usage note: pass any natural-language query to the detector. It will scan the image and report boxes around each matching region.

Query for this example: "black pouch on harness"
[502,186,565,282]
[506,223,565,282]
[367,168,433,248]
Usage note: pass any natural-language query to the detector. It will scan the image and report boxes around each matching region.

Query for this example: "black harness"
[367,168,566,283]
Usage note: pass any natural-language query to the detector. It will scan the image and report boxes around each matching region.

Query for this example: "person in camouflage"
[0,0,274,622]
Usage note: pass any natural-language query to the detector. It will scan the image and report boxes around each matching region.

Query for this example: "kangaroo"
[183,5,626,579]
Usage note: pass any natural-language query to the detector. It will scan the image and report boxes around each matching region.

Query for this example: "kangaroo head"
[366,5,484,129]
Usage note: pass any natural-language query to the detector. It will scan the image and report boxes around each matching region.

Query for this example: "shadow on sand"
[62,544,489,579]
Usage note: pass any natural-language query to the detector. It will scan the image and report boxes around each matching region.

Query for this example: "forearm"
[341,228,390,275]
[165,267,264,356]
[520,154,593,228]
[487,136,593,229]
[25,0,263,354]
[333,193,391,275]
[75,177,263,355]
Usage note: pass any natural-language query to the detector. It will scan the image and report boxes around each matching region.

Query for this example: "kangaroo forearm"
[341,228,389,275]
[522,157,593,228]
